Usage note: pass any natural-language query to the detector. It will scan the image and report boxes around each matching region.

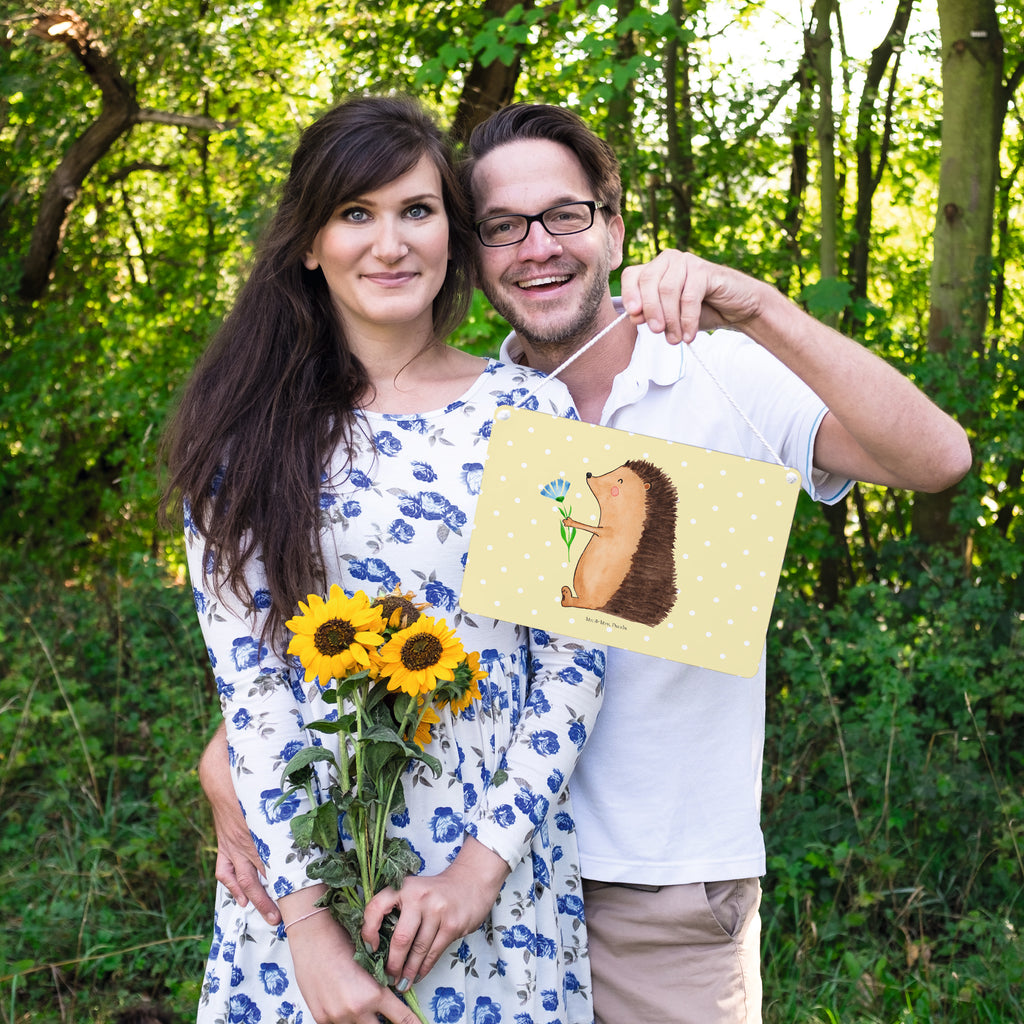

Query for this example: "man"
[201,104,970,1023]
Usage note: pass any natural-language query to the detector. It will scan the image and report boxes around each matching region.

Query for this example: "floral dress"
[190,360,606,1024]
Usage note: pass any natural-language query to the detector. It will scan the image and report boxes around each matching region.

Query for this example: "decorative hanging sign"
[461,407,802,677]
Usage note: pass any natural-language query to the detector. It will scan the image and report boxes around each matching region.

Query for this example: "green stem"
[401,985,430,1024]
[351,683,374,903]
[371,695,421,872]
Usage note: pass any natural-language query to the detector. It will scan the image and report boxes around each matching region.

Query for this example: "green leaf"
[409,747,443,778]
[288,808,319,849]
[308,849,362,890]
[379,837,422,891]
[302,717,350,734]
[800,277,853,320]
[362,738,410,781]
[281,745,337,788]
[311,800,341,850]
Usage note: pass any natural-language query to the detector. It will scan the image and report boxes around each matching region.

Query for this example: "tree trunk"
[606,0,637,197]
[19,10,139,300]
[664,0,693,249]
[848,0,914,310]
[450,0,535,144]
[806,0,838,290]
[914,0,1003,545]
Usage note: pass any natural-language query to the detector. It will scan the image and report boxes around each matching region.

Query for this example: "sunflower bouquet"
[278,583,485,1019]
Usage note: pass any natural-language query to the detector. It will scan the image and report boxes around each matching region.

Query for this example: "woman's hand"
[281,892,423,1024]
[199,722,282,925]
[360,836,511,991]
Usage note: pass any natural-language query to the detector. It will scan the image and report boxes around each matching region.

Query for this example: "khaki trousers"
[582,878,762,1024]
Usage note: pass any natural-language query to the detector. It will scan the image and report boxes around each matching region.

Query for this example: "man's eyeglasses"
[474,200,607,248]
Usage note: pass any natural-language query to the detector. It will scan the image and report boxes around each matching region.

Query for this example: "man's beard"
[481,260,611,356]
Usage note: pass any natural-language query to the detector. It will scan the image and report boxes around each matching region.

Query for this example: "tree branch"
[18,8,236,301]
[137,108,236,131]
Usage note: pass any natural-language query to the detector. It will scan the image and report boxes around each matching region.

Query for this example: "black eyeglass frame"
[473,200,608,247]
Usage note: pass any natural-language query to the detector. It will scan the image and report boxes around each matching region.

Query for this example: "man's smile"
[515,274,573,290]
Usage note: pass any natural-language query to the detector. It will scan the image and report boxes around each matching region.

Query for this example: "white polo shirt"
[500,309,851,884]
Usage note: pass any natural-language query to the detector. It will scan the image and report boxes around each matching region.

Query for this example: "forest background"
[1,0,1021,1021]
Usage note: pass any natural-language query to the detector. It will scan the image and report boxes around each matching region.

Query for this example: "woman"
[163,96,605,1024]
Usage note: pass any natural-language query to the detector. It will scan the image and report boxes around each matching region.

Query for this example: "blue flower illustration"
[227,993,261,1023]
[554,811,574,833]
[424,579,458,611]
[526,689,551,714]
[515,790,549,824]
[493,804,517,828]
[540,478,577,560]
[259,962,289,996]
[568,721,587,750]
[231,636,265,672]
[557,893,585,921]
[573,647,605,675]
[430,806,463,843]
[540,479,570,501]
[501,924,535,951]
[461,462,484,495]
[431,987,466,1023]
[472,995,502,1024]
[260,787,299,824]
[279,739,304,762]
[374,430,402,456]
[388,519,415,544]
[528,729,561,756]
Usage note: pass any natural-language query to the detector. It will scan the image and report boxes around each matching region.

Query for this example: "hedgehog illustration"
[560,459,678,627]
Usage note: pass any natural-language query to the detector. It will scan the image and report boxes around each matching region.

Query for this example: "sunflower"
[407,701,441,749]
[448,650,486,716]
[285,584,386,683]
[377,615,465,697]
[372,585,429,630]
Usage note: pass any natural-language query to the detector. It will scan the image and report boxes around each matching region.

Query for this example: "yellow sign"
[461,407,802,677]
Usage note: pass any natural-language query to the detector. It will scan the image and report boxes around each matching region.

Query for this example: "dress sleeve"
[465,631,605,870]
[185,509,325,898]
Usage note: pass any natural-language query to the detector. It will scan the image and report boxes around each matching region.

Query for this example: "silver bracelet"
[283,906,329,931]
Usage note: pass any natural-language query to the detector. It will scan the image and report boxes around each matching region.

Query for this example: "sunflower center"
[314,618,357,655]
[376,595,422,629]
[400,633,444,670]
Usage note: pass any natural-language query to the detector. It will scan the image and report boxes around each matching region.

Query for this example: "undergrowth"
[1,532,1020,1023]
[0,554,216,1023]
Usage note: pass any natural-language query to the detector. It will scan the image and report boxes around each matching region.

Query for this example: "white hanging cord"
[524,310,631,391]
[681,342,787,469]
[514,311,791,473]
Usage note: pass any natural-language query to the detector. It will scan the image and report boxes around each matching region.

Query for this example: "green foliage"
[762,540,1024,1023]
[0,554,216,1021]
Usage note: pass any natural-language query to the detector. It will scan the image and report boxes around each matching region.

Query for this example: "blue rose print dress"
[190,360,606,1024]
